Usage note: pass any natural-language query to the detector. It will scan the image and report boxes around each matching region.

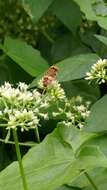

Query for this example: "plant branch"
[0,138,35,147]
[84,172,99,190]
[34,126,40,143]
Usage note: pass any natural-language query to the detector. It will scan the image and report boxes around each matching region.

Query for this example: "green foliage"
[95,34,107,46]
[2,37,49,77]
[62,80,100,102]
[0,126,107,190]
[51,0,82,33]
[74,0,107,30]
[22,0,54,22]
[57,54,99,82]
[0,0,39,46]
[85,95,107,133]
[1,0,107,190]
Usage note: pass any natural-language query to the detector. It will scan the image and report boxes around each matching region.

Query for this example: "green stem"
[34,126,40,143]
[12,129,28,190]
[42,30,54,44]
[0,138,35,147]
[84,172,99,190]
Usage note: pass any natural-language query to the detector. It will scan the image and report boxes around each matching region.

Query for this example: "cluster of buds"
[52,96,91,129]
[0,0,58,46]
[0,82,41,131]
[0,66,91,134]
[85,59,107,84]
[0,0,39,46]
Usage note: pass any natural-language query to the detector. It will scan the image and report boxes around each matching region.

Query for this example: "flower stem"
[0,137,35,147]
[12,129,28,190]
[84,172,99,190]
[34,126,40,143]
[42,30,54,44]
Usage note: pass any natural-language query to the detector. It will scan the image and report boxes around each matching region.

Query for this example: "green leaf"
[56,54,99,82]
[86,134,107,157]
[56,124,96,154]
[21,0,54,22]
[73,0,96,20]
[2,37,49,77]
[51,33,91,63]
[62,79,100,102]
[95,34,107,46]
[85,95,107,133]
[72,168,107,190]
[0,56,11,85]
[72,135,107,190]
[51,0,82,33]
[74,0,107,31]
[0,126,106,190]
[56,185,81,190]
[30,55,99,88]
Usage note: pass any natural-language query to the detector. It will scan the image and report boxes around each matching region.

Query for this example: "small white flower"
[8,115,16,128]
[52,112,59,117]
[39,101,49,108]
[66,112,73,118]
[32,90,41,99]
[62,121,72,127]
[39,113,49,120]
[18,82,28,91]
[78,123,84,129]
[18,91,33,102]
[86,101,91,106]
[34,108,39,113]
[33,117,39,125]
[66,112,75,123]
[76,105,86,112]
[75,96,83,103]
[38,78,44,89]
[27,116,39,126]
[84,110,90,117]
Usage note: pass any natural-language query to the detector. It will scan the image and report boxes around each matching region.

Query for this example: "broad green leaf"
[0,56,11,85]
[85,95,107,133]
[56,185,80,190]
[73,0,96,20]
[72,168,107,190]
[51,0,82,33]
[74,0,107,30]
[86,134,107,157]
[2,37,49,77]
[72,135,107,190]
[51,33,91,63]
[56,54,99,82]
[0,126,106,190]
[29,54,99,87]
[56,124,97,154]
[21,0,54,22]
[62,79,100,102]
[95,34,107,46]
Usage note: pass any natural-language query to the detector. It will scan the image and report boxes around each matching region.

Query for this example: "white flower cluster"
[46,80,65,101]
[52,96,91,129]
[85,59,107,84]
[0,81,91,132]
[38,79,65,101]
[0,82,48,131]
[70,102,90,129]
